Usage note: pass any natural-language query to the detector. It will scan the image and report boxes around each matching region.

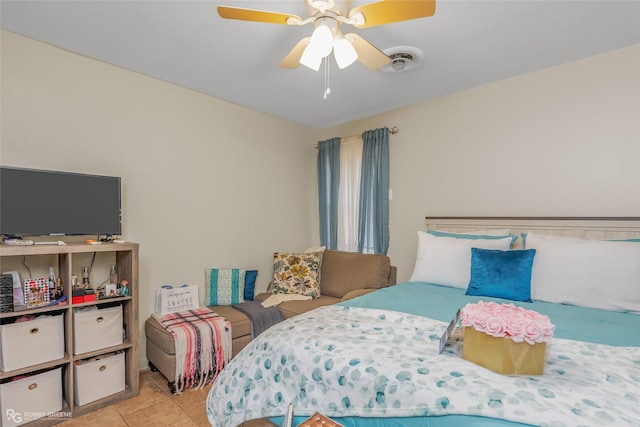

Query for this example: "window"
[317,128,390,254]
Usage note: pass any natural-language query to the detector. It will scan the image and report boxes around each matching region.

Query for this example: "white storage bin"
[74,352,125,406]
[0,367,63,427]
[0,314,64,371]
[73,305,123,355]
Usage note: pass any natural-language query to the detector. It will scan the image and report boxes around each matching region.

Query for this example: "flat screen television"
[0,166,122,237]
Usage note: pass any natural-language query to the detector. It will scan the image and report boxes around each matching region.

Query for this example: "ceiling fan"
[217,0,436,71]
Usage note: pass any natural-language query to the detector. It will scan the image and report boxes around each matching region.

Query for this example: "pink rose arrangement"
[460,301,555,345]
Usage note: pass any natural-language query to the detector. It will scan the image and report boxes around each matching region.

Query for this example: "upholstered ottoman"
[145,305,252,390]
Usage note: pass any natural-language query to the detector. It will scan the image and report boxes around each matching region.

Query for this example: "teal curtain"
[358,128,390,254]
[317,137,341,249]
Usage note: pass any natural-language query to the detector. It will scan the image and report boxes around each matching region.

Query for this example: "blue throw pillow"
[466,248,536,302]
[244,270,258,301]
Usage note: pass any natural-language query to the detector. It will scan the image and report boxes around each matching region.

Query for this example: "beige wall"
[1,30,317,370]
[315,44,640,283]
[3,29,639,369]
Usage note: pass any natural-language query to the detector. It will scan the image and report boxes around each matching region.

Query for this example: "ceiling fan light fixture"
[300,17,340,71]
[218,1,437,72]
[300,46,323,71]
[333,35,358,69]
[309,21,334,57]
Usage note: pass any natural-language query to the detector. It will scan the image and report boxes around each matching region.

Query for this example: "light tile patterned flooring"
[59,370,211,426]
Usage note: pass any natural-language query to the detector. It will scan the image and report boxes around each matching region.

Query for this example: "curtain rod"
[314,126,398,148]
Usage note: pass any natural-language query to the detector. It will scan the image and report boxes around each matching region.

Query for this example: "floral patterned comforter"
[206,305,640,427]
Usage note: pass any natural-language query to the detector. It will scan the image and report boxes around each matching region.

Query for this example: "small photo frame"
[105,284,118,298]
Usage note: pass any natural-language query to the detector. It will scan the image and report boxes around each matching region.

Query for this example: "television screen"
[0,167,122,237]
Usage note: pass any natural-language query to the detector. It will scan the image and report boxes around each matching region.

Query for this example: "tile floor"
[59,370,211,426]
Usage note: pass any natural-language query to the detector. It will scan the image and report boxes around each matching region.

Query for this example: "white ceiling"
[2,1,639,129]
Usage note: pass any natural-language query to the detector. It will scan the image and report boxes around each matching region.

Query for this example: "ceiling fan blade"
[349,0,436,28]
[279,37,311,69]
[344,33,390,70]
[218,6,301,25]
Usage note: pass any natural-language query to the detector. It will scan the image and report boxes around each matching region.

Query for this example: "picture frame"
[105,283,118,298]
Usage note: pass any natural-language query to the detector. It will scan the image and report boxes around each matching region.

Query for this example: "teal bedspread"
[206,282,640,427]
[341,282,640,347]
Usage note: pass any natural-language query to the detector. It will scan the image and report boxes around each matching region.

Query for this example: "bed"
[206,217,640,427]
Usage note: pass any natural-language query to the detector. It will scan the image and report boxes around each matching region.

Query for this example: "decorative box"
[73,305,123,355]
[0,313,65,371]
[72,288,85,304]
[460,301,554,375]
[74,351,125,405]
[0,367,63,427]
[462,327,547,375]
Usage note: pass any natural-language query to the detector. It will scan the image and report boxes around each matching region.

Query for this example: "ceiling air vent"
[381,46,424,73]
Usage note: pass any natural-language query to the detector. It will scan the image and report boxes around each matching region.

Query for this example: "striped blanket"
[152,308,232,394]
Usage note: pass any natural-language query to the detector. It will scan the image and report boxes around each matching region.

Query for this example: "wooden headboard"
[425,217,640,248]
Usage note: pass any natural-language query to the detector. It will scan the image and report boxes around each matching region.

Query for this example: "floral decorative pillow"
[272,252,322,299]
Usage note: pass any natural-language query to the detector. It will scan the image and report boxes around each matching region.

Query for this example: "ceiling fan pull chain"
[323,58,331,99]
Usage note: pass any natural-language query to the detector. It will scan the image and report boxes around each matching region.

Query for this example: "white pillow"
[525,232,640,312]
[409,231,513,288]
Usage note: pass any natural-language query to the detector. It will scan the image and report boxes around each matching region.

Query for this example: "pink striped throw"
[152,307,231,394]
